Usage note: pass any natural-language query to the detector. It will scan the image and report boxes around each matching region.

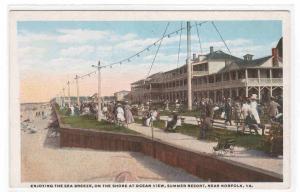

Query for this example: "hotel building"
[130,38,283,105]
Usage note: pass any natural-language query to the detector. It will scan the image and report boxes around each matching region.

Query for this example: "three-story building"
[130,38,283,105]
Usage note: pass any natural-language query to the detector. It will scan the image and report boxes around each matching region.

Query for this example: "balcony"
[247,78,283,86]
[193,78,283,91]
[192,71,209,76]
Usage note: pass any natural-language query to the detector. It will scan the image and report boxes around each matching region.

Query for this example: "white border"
[1,2,298,192]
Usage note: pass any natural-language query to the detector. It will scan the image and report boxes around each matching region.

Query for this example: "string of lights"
[59,21,209,93]
[73,21,208,80]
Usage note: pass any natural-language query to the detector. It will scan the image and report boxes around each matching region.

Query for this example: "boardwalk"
[127,122,283,176]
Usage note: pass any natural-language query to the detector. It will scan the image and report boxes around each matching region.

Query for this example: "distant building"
[114,90,130,102]
[102,96,116,104]
[54,96,89,106]
[89,93,115,104]
[131,38,283,104]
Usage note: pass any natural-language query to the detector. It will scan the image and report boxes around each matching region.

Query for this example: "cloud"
[18,27,277,100]
[60,45,95,57]
[18,46,46,60]
[18,31,56,44]
[56,29,110,43]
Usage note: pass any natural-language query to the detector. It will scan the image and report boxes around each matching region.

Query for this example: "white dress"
[250,101,260,124]
[116,107,125,121]
[70,106,75,116]
[241,103,251,119]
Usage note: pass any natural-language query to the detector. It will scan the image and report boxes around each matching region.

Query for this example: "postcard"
[9,7,291,190]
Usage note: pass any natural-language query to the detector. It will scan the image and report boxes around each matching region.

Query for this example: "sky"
[17,20,282,103]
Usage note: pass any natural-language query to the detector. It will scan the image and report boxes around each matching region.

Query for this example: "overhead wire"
[145,22,170,80]
[195,21,203,54]
[176,22,183,69]
[61,21,208,91]
[211,21,232,55]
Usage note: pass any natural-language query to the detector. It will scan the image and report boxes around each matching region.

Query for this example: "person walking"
[249,94,260,125]
[199,100,213,140]
[116,103,125,124]
[224,98,233,126]
[268,96,281,122]
[234,96,242,126]
[124,103,135,124]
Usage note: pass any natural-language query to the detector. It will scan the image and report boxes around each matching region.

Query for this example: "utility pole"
[62,88,65,107]
[92,61,103,121]
[59,92,63,107]
[187,21,192,111]
[75,75,80,106]
[67,81,71,107]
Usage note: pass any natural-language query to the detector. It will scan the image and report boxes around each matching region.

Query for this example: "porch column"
[270,87,273,97]
[229,88,232,99]
[214,90,217,103]
[258,69,261,100]
[236,88,239,97]
[221,89,224,101]
[245,69,248,97]
[235,70,238,80]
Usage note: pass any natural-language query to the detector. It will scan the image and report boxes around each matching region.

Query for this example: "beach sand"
[21,103,201,182]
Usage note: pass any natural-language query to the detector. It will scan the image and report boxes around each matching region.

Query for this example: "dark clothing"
[224,102,232,125]
[166,114,178,131]
[199,117,212,139]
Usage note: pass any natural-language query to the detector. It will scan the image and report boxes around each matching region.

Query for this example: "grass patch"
[135,117,266,151]
[61,114,139,135]
[159,109,200,117]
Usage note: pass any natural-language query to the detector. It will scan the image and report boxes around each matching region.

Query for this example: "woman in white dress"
[116,104,125,122]
[249,94,260,124]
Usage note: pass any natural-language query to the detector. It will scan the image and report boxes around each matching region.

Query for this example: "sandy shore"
[21,104,201,182]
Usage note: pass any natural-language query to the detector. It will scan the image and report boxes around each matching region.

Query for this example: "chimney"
[210,46,214,54]
[243,54,253,61]
[193,53,196,60]
[272,48,279,66]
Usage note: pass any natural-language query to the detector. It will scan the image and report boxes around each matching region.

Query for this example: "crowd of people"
[103,102,135,125]
[61,101,135,126]
[192,94,283,138]
[59,93,282,139]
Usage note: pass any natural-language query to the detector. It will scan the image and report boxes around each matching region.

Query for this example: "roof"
[218,55,273,73]
[147,72,163,80]
[205,50,243,62]
[276,37,283,58]
[115,90,130,94]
